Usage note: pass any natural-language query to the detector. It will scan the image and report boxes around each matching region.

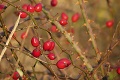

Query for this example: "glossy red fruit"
[31,37,40,47]
[50,25,57,32]
[106,20,114,28]
[117,67,120,75]
[56,61,66,69]
[27,5,34,13]
[34,3,42,12]
[56,58,71,69]
[21,32,27,39]
[48,53,56,60]
[72,13,80,22]
[22,4,28,10]
[51,0,58,7]
[61,12,68,20]
[60,58,71,67]
[19,11,27,18]
[59,19,68,26]
[43,40,55,51]
[12,71,20,80]
[32,48,41,58]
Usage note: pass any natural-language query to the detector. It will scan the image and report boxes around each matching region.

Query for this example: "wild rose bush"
[0,0,120,80]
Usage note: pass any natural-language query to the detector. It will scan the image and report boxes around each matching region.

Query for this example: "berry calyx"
[106,20,114,28]
[61,12,68,20]
[47,53,56,60]
[50,25,58,32]
[32,48,41,58]
[31,36,40,47]
[59,19,68,26]
[117,67,120,75]
[12,71,20,80]
[43,40,55,51]
[51,0,58,7]
[56,58,71,69]
[22,4,28,10]
[34,3,42,12]
[19,11,27,18]
[72,13,80,22]
[27,5,35,13]
[21,32,27,39]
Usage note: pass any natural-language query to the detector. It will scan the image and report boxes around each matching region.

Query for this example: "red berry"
[43,40,55,51]
[51,0,58,7]
[117,67,120,75]
[72,13,80,22]
[0,4,6,12]
[50,25,58,32]
[31,36,40,47]
[27,5,35,13]
[59,19,68,26]
[56,61,66,69]
[106,20,114,28]
[60,58,71,67]
[12,71,20,80]
[22,4,28,10]
[34,3,42,12]
[19,11,27,18]
[61,12,68,20]
[32,48,41,58]
[21,32,27,39]
[56,58,71,69]
[47,53,56,60]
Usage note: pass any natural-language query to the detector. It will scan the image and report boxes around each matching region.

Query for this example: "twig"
[15,24,31,67]
[78,0,100,61]
[42,8,93,80]
[0,43,49,64]
[91,21,120,77]
[0,15,20,62]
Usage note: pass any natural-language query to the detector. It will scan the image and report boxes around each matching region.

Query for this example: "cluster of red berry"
[59,12,80,26]
[31,36,71,69]
[50,12,80,32]
[19,3,42,18]
[19,0,58,18]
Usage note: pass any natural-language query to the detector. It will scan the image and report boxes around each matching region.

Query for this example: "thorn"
[76,56,80,59]
[83,23,86,26]
[88,38,92,41]
[76,42,78,45]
